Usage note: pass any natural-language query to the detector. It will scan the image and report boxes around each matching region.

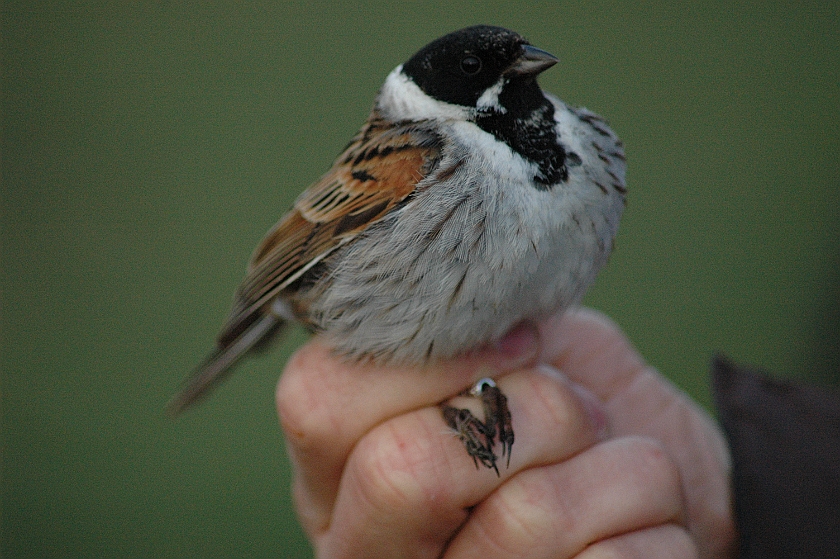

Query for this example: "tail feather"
[168,313,284,415]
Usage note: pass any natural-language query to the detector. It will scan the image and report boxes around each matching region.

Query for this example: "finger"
[443,437,685,559]
[537,307,646,402]
[540,308,736,558]
[574,524,698,559]
[315,366,606,558]
[278,323,541,536]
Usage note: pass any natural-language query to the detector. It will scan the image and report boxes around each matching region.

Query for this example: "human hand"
[535,308,737,558]
[276,309,736,558]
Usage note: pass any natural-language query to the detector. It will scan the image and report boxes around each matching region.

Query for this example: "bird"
[171,25,626,472]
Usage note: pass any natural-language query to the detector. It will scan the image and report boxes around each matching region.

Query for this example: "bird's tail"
[167,312,284,415]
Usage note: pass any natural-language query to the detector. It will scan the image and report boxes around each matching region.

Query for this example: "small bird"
[171,25,626,472]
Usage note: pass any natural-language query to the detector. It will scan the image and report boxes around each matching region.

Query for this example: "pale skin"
[276,308,737,558]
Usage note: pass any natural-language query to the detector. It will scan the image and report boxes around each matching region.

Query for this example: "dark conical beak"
[508,45,558,76]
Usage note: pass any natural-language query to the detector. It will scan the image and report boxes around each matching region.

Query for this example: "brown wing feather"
[217,116,443,347]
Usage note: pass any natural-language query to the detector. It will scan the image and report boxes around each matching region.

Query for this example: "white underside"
[305,73,626,363]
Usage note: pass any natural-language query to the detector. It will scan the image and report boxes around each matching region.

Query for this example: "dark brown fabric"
[711,354,840,558]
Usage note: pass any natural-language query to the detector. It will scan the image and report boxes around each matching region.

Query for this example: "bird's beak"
[507,45,558,76]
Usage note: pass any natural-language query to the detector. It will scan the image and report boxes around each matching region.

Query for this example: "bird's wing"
[169,117,445,413]
[218,116,445,348]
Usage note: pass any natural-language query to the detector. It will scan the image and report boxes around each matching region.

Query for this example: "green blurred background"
[3,1,838,557]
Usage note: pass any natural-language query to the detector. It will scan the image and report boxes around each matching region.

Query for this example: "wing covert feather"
[217,117,443,347]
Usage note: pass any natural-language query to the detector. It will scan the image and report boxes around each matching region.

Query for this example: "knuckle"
[527,370,595,441]
[346,417,442,518]
[564,307,629,350]
[276,343,342,450]
[475,473,569,553]
[623,436,683,500]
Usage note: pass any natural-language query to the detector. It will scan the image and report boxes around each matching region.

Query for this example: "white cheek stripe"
[378,65,475,122]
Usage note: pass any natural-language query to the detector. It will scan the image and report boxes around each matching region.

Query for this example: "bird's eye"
[460,55,482,75]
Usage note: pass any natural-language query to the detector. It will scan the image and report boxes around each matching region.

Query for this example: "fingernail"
[537,364,609,440]
[569,382,609,440]
[494,322,539,364]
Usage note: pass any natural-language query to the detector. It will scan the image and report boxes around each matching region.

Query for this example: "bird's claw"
[441,377,514,475]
